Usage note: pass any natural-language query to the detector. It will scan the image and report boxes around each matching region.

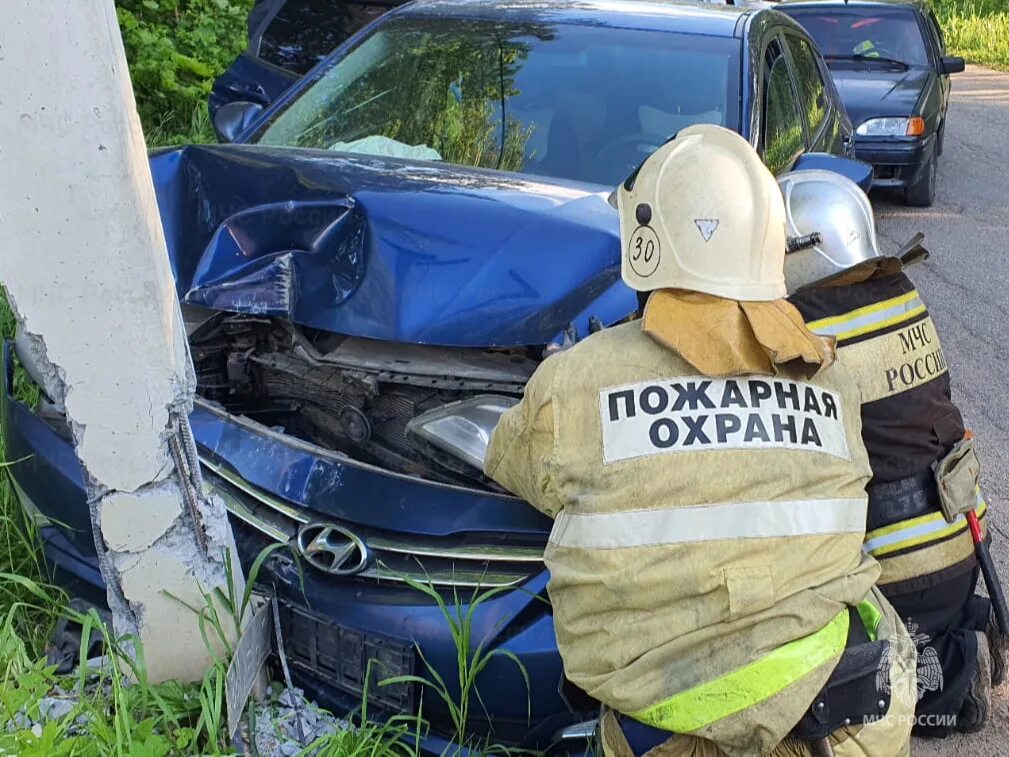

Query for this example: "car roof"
[780,0,928,11]
[397,0,754,37]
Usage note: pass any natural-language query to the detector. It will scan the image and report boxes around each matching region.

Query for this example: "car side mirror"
[213,101,264,143]
[941,56,966,75]
[791,153,874,193]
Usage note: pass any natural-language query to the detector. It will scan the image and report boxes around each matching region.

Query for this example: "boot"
[952,631,992,733]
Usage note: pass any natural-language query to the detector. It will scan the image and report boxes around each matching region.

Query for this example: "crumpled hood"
[827,66,933,127]
[149,144,633,347]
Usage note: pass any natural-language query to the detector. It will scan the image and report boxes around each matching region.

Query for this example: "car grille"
[201,458,545,589]
[279,600,416,713]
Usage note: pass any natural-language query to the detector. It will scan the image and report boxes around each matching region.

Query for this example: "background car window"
[259,0,398,74]
[786,36,827,136]
[255,19,742,186]
[783,8,929,67]
[763,44,805,175]
[925,11,945,56]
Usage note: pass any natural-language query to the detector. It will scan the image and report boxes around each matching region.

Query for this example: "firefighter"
[781,168,1003,736]
[484,125,917,756]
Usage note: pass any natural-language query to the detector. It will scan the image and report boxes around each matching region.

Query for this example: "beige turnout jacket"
[485,316,889,755]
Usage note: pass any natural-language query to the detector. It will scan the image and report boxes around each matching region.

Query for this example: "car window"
[762,40,805,175]
[259,0,399,74]
[925,11,945,56]
[786,35,828,137]
[783,7,929,67]
[254,18,742,186]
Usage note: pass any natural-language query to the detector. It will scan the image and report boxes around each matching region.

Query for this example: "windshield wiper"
[826,54,909,69]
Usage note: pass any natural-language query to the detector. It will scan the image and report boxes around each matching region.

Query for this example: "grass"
[146,104,217,148]
[934,0,1009,71]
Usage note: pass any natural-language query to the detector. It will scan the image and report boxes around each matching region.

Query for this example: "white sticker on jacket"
[599,376,850,463]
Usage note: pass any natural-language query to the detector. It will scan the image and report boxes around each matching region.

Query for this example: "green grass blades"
[378,572,533,756]
[935,0,1009,70]
[0,602,208,756]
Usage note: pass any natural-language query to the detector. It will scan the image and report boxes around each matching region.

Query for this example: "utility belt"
[864,440,986,562]
[789,605,890,741]
[615,607,889,754]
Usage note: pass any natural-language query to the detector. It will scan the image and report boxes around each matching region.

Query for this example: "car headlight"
[856,116,925,137]
[406,395,518,469]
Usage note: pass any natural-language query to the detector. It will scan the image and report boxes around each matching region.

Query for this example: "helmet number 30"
[628,225,661,278]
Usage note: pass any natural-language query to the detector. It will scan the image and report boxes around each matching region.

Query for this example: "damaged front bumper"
[1,342,594,751]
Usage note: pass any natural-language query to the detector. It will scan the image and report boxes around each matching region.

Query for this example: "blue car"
[3,0,870,752]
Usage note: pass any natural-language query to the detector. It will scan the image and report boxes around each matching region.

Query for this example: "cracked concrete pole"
[0,0,243,681]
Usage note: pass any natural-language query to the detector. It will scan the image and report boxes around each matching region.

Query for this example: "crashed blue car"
[2,0,871,751]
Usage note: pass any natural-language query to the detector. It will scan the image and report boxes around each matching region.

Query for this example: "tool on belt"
[933,432,1009,633]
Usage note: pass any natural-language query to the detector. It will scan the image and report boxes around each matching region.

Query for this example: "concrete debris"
[252,686,353,757]
[5,659,121,737]
[38,697,76,722]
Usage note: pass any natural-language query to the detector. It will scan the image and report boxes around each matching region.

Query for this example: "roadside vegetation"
[116,0,254,145]
[935,0,1009,71]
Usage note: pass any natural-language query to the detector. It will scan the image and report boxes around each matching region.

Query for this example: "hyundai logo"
[296,523,370,576]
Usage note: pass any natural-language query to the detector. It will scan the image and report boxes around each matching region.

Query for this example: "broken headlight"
[406,395,517,470]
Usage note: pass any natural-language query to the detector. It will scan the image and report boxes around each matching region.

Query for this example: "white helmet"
[778,169,884,292]
[613,124,787,301]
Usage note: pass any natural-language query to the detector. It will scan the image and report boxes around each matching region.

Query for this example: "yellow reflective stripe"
[856,600,882,642]
[806,291,925,342]
[865,498,987,558]
[806,290,918,331]
[630,610,849,733]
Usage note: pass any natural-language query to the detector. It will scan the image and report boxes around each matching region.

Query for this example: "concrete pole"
[0,1,243,682]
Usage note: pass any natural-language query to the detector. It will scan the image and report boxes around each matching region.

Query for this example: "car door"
[210,0,405,119]
[759,34,808,175]
[781,30,851,158]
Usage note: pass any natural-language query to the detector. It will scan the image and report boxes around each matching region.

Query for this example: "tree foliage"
[116,0,253,143]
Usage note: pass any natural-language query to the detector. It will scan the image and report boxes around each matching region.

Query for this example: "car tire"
[905,155,936,207]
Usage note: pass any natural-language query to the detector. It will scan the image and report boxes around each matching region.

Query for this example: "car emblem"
[296,523,370,576]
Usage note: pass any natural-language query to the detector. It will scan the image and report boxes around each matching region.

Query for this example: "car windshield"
[783,7,929,67]
[253,16,741,186]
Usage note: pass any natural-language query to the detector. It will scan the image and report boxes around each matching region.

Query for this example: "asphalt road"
[871,65,1009,756]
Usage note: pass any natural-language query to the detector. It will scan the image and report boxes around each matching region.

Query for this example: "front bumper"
[855,134,936,189]
[0,342,593,752]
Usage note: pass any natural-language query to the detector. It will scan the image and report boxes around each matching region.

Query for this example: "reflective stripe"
[549,498,866,550]
[857,600,882,642]
[864,490,987,558]
[631,609,849,733]
[806,291,926,342]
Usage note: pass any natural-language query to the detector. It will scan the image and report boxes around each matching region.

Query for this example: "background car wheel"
[905,156,937,207]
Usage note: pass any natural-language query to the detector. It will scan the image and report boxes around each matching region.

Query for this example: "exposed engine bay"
[187,311,539,490]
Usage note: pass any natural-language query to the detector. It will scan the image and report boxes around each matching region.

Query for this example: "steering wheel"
[593,132,667,178]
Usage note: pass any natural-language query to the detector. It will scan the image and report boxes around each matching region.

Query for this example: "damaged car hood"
[149,145,632,347]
